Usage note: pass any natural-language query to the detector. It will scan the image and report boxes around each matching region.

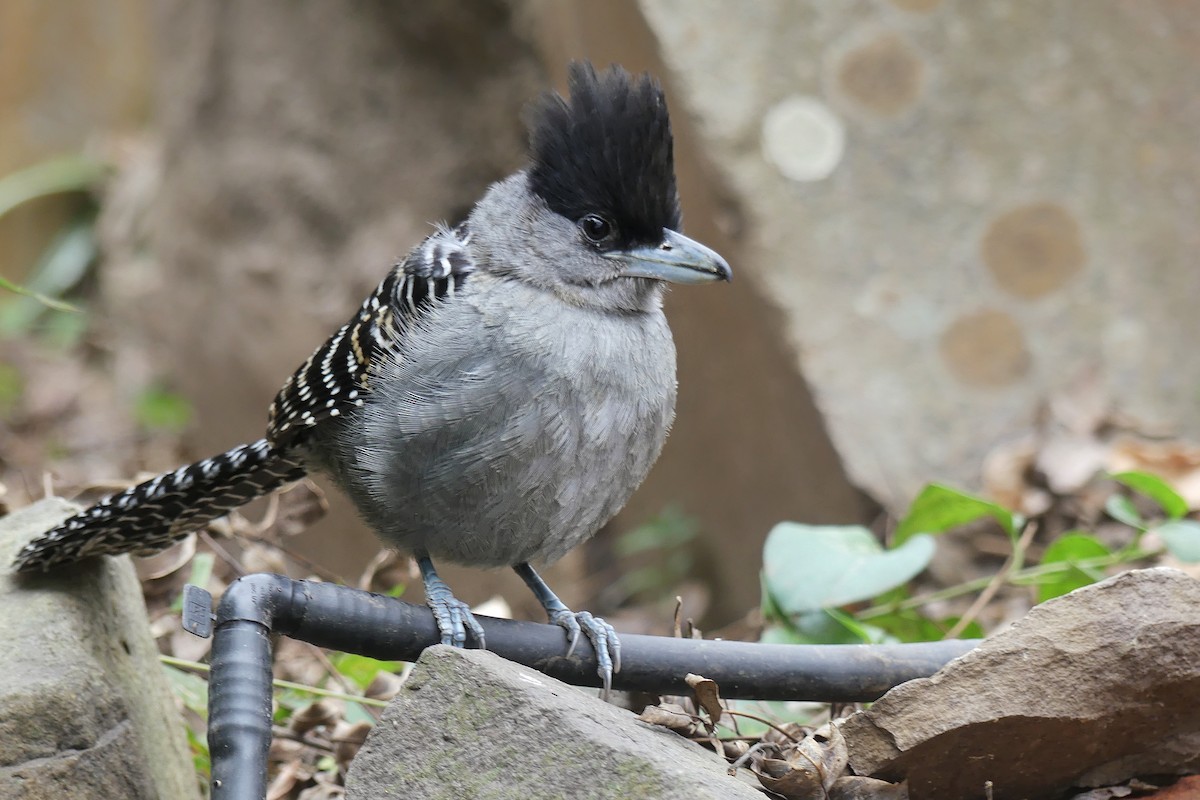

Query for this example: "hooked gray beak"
[606,228,732,284]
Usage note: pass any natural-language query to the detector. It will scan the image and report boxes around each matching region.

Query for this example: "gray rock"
[641,1,1200,510]
[346,645,760,799]
[841,568,1200,800]
[0,499,198,800]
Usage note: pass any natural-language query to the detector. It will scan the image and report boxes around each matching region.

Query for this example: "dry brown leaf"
[684,673,724,728]
[1036,433,1109,495]
[830,775,909,800]
[272,480,329,537]
[289,700,340,736]
[298,784,345,800]
[763,721,808,746]
[365,670,404,701]
[134,535,197,580]
[982,433,1039,511]
[1109,437,1200,508]
[637,702,702,736]
[266,758,311,800]
[268,737,308,765]
[753,723,848,799]
[358,549,411,593]
[722,740,750,760]
[755,756,825,799]
[240,541,290,574]
[331,720,371,768]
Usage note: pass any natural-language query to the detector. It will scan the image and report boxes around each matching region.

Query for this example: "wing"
[267,224,475,448]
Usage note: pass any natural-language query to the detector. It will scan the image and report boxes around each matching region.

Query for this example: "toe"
[550,609,583,657]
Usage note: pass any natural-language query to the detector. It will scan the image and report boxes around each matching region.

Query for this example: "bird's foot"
[548,608,621,696]
[419,556,485,648]
[513,562,620,696]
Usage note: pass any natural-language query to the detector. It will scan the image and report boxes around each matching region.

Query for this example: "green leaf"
[865,607,985,643]
[762,523,935,614]
[134,386,193,433]
[0,154,108,220]
[1153,519,1200,562]
[942,617,985,640]
[170,553,216,613]
[0,221,92,332]
[0,363,23,417]
[614,505,696,556]
[895,483,1020,544]
[328,652,403,691]
[162,664,209,718]
[1036,532,1111,602]
[867,608,943,643]
[1111,471,1189,519]
[1104,494,1144,528]
[0,274,79,315]
[343,701,378,726]
[760,609,892,645]
[185,725,211,780]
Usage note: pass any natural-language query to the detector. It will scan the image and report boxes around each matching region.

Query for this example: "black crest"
[527,62,681,246]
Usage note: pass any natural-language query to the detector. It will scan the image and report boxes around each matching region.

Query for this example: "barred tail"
[13,439,306,572]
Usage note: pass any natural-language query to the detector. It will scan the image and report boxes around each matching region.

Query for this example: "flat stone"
[841,568,1200,800]
[346,645,761,799]
[0,499,198,800]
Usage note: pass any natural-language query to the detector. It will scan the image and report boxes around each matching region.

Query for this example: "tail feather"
[13,439,306,572]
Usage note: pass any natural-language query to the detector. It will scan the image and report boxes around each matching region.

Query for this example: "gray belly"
[308,289,677,567]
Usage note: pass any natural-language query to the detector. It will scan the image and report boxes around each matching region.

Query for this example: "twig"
[198,530,247,578]
[943,520,1039,640]
[271,728,335,753]
[160,654,389,708]
[856,547,1159,621]
[720,709,805,743]
[239,533,347,584]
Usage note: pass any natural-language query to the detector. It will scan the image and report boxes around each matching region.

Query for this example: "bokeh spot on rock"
[982,202,1085,298]
[762,95,846,182]
[939,309,1031,388]
[836,33,925,117]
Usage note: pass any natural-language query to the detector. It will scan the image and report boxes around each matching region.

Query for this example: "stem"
[857,548,1160,621]
[720,709,805,743]
[160,654,389,708]
[942,521,1038,640]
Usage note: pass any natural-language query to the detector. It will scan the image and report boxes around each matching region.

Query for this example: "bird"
[13,61,731,691]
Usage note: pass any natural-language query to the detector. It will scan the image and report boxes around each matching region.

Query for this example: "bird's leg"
[513,562,620,695]
[418,554,485,648]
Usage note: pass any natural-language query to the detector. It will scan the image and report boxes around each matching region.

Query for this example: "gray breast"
[308,280,677,568]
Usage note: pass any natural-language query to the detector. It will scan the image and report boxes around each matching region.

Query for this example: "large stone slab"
[0,499,198,800]
[641,0,1200,509]
[346,645,761,799]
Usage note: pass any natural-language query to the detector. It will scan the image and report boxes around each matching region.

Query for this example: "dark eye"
[579,214,615,243]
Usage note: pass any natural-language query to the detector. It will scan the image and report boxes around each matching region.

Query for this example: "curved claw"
[424,575,485,649]
[550,609,621,697]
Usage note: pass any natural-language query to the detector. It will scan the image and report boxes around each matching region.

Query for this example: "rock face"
[841,568,1200,800]
[640,0,1200,509]
[0,499,198,800]
[346,645,761,799]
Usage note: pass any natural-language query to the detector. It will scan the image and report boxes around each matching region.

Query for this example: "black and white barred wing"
[267,225,475,448]
[12,226,475,572]
[13,440,305,571]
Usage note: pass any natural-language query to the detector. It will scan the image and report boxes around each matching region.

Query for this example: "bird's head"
[469,61,731,312]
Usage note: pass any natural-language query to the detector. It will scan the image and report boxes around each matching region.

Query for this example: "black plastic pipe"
[207,574,979,800]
